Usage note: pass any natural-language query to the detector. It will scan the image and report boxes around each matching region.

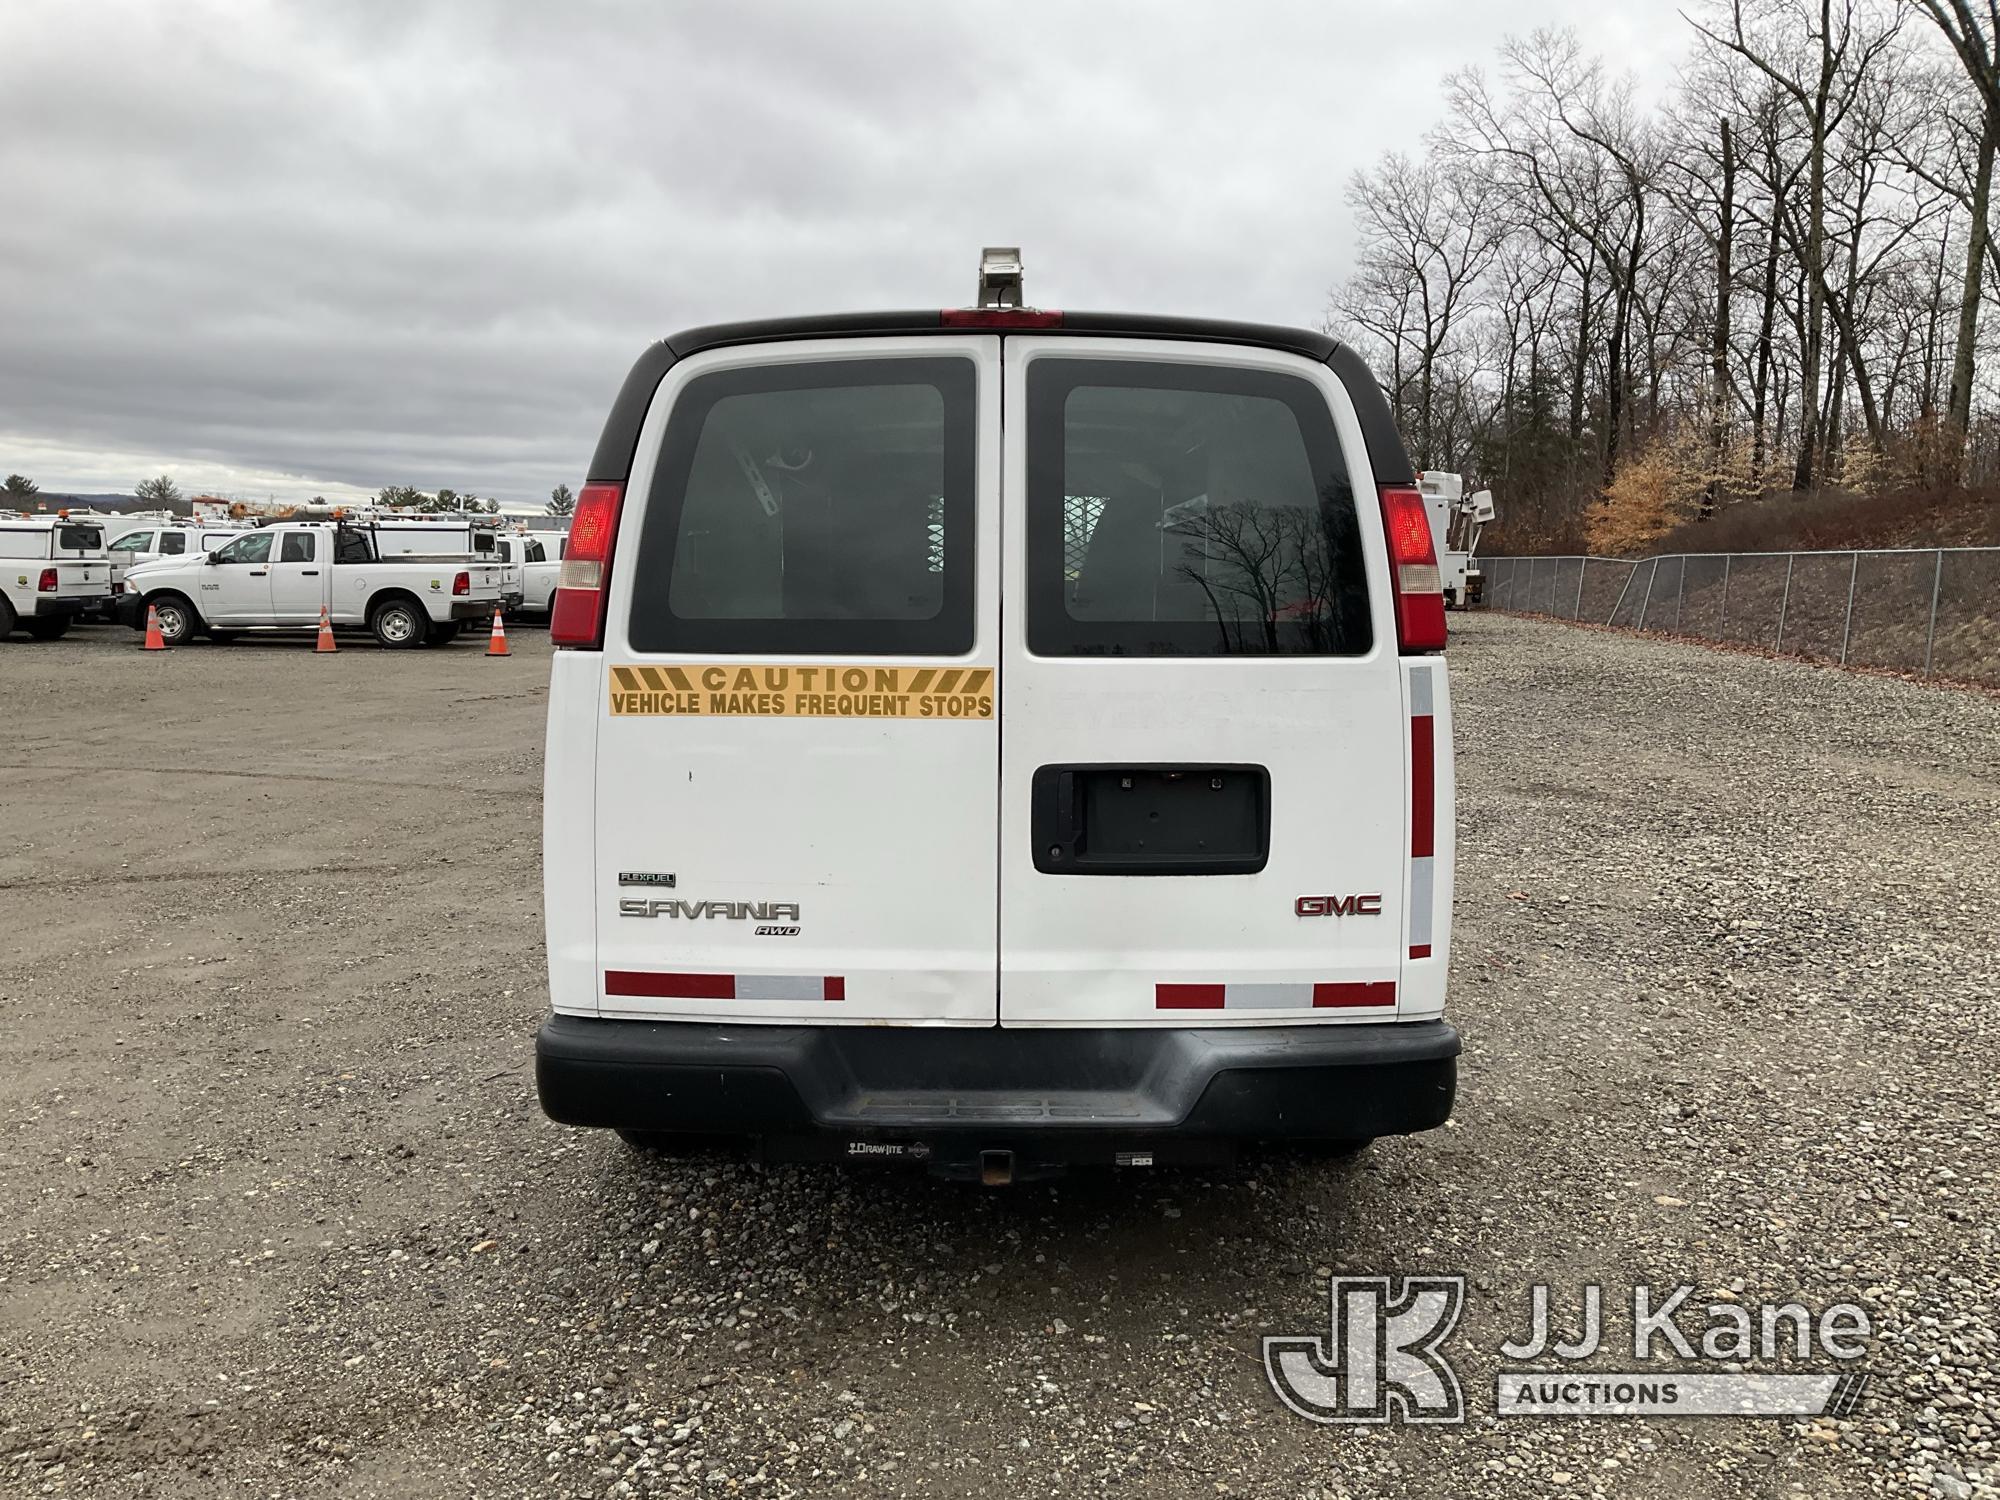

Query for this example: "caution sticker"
[609,664,994,721]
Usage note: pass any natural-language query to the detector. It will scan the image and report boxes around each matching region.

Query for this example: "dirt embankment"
[1651,485,2000,555]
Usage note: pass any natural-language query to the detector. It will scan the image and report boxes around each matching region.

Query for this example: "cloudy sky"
[2,0,1691,505]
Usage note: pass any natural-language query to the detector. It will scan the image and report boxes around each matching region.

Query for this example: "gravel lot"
[1,615,1995,1499]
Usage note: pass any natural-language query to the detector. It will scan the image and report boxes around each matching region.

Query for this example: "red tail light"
[452,570,470,596]
[1377,486,1447,653]
[939,308,1063,329]
[37,567,57,593]
[550,481,625,648]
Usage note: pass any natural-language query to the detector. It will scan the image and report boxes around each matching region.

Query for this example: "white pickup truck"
[105,520,251,568]
[493,533,561,616]
[116,520,507,647]
[1,515,113,640]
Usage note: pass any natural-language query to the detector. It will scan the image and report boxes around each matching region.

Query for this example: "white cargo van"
[536,254,1458,1180]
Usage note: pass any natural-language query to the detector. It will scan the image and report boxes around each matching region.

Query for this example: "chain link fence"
[1480,549,2000,687]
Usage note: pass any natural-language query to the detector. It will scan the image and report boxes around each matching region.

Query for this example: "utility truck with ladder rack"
[365,513,523,614]
[535,250,1459,1182]
[116,518,507,647]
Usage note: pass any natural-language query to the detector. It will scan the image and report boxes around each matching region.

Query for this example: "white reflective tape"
[1223,984,1314,1009]
[1408,664,1434,717]
[1409,856,1435,949]
[736,975,830,1002]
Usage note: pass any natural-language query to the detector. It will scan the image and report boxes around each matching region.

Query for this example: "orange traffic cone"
[315,605,336,653]
[142,604,168,651]
[485,607,510,658]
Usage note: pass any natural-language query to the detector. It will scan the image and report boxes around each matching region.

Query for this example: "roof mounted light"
[975,246,1025,309]
[949,247,1059,327]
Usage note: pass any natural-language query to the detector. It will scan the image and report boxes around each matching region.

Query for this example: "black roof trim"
[1328,342,1414,487]
[586,340,679,483]
[1056,311,1337,361]
[657,309,1339,361]
[585,312,1410,488]
[666,310,945,356]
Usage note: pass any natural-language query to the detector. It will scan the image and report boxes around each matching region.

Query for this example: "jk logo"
[1264,1276,1466,1424]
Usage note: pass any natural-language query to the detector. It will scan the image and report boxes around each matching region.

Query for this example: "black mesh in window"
[1026,360,1371,657]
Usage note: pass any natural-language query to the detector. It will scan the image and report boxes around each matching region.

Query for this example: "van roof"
[585,311,1414,493]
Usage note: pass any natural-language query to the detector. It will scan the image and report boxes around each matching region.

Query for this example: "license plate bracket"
[1031,763,1270,875]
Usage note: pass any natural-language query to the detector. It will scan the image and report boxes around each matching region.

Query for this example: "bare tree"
[1917,0,2000,113]
[1691,0,1905,487]
[1709,116,1738,514]
[1444,30,1663,489]
[1888,64,2000,468]
[1950,109,1998,460]
[1323,1,2000,545]
[1334,154,1501,466]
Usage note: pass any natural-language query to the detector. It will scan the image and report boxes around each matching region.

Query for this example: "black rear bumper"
[536,1014,1458,1168]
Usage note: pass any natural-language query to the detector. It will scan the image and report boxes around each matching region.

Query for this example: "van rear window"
[626,358,975,656]
[1026,360,1371,656]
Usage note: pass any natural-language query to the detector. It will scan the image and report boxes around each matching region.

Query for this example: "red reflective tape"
[823,976,845,1002]
[1411,714,1436,858]
[1156,983,1227,1010]
[1312,981,1397,1009]
[605,971,736,999]
[1408,944,1432,960]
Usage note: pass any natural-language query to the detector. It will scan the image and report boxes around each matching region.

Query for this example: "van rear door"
[997,338,1412,1025]
[589,336,1001,1023]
